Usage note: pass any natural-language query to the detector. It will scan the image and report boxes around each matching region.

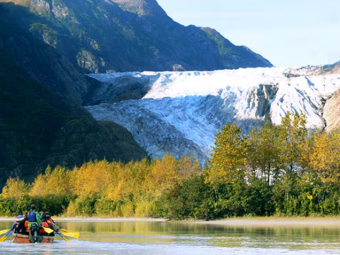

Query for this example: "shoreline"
[2,216,340,226]
[191,217,340,226]
[0,217,167,222]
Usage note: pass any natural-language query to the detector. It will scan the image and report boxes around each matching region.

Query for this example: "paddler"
[28,204,42,237]
[10,214,27,234]
[44,211,60,232]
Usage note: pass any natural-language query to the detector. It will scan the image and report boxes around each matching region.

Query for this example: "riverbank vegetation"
[1,113,340,219]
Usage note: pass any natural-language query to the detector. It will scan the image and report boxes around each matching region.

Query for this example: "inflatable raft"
[12,233,55,243]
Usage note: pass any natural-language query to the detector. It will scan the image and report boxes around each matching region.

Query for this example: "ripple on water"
[1,241,340,255]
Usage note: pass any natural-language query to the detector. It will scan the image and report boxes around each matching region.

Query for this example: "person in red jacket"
[42,211,60,232]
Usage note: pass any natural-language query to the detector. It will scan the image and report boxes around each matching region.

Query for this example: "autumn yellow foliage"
[2,113,340,218]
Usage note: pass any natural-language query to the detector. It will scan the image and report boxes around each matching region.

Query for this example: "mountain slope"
[0,50,147,186]
[86,68,340,162]
[323,60,340,74]
[0,3,100,104]
[0,6,147,186]
[0,0,274,185]
[0,0,272,73]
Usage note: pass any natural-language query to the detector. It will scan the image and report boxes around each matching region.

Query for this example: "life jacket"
[24,220,29,233]
[46,219,53,226]
[38,221,49,234]
[28,211,37,222]
[39,226,47,234]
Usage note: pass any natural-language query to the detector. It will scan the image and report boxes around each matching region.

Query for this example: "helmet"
[45,211,51,219]
[15,215,24,221]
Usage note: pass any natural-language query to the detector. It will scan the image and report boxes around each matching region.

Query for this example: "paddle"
[56,232,70,242]
[11,233,17,243]
[0,229,10,236]
[43,227,54,234]
[0,230,13,242]
[59,229,80,239]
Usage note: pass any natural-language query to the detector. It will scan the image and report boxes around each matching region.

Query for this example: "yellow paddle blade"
[0,231,12,242]
[62,236,70,242]
[11,235,16,243]
[0,235,8,242]
[60,229,80,238]
[57,232,70,242]
[43,227,54,234]
[0,229,10,236]
[60,231,79,239]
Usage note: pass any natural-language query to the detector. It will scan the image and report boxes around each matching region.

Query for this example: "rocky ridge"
[0,0,272,74]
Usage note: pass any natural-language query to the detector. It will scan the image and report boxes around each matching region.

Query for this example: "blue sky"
[157,0,340,67]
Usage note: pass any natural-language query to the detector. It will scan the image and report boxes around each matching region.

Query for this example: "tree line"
[1,112,340,219]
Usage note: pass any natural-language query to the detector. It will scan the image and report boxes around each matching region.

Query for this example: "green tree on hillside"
[278,112,308,173]
[206,122,247,187]
[246,121,281,184]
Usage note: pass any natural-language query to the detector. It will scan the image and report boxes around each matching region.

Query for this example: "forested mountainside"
[0,3,98,104]
[0,50,147,186]
[0,0,272,73]
[0,5,146,186]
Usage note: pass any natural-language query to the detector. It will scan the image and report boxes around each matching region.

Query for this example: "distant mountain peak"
[0,0,272,72]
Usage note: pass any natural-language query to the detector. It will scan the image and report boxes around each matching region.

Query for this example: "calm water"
[0,220,340,254]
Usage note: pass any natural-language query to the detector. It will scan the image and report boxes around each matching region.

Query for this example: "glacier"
[86,67,340,162]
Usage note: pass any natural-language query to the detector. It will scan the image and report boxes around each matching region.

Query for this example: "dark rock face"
[246,84,279,120]
[0,3,95,104]
[86,73,158,104]
[0,0,272,74]
[323,60,340,74]
[0,51,147,186]
[0,5,147,186]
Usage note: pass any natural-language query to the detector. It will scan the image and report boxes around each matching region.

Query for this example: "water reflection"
[56,221,340,248]
[1,221,340,254]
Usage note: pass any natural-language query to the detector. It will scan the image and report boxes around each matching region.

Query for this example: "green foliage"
[2,113,340,219]
[0,0,272,74]
[206,122,247,186]
[152,175,215,220]
[73,195,98,216]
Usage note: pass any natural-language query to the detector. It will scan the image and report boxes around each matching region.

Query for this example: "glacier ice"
[86,67,340,162]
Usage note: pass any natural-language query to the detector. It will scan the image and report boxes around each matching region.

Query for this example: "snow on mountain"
[86,67,340,162]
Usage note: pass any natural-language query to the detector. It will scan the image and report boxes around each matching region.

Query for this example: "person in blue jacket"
[28,204,42,237]
[10,214,28,234]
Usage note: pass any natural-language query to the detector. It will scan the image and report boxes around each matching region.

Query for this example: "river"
[0,220,340,254]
